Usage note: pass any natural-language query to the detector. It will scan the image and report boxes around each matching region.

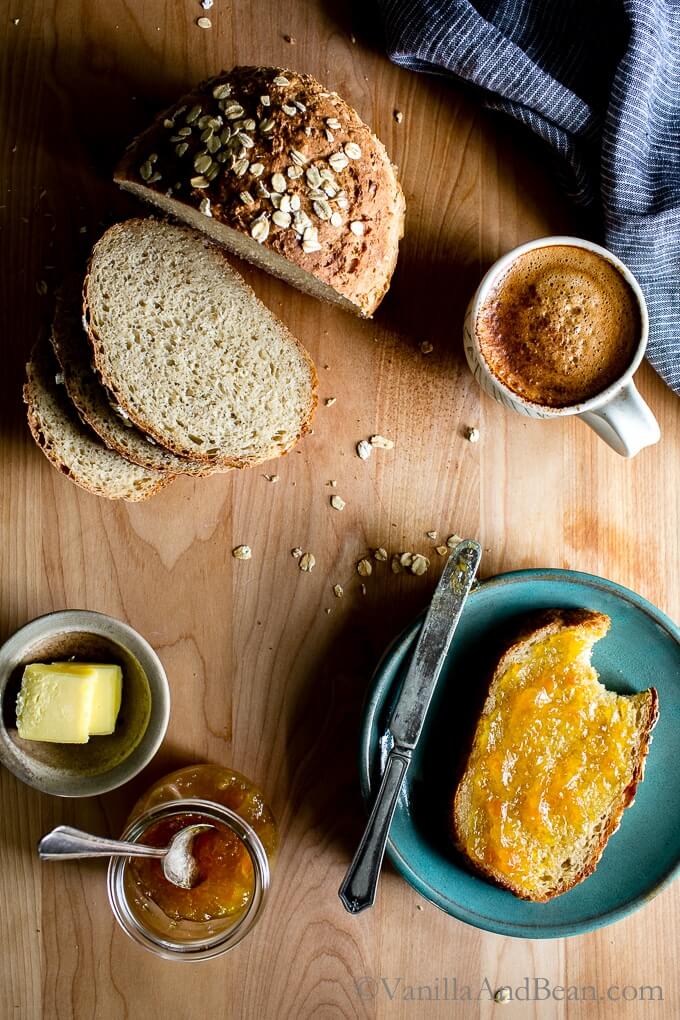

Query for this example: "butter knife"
[338,538,482,914]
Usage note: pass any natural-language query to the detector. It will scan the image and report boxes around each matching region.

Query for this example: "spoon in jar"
[37,823,214,889]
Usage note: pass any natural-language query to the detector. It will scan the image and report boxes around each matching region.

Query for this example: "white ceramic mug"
[463,236,661,458]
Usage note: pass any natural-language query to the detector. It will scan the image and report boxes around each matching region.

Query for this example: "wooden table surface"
[2,2,680,1018]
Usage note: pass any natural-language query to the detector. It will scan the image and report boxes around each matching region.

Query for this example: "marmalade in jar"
[126,765,278,924]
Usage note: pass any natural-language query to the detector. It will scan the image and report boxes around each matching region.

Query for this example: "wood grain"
[1,2,679,1018]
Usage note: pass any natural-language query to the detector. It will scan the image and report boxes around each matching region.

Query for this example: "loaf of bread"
[50,286,224,477]
[114,67,405,317]
[452,609,658,901]
[24,341,172,501]
[83,219,318,468]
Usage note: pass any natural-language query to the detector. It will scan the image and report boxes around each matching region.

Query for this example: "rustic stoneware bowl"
[0,610,170,797]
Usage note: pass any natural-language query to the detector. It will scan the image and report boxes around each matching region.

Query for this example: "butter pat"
[71,663,123,735]
[15,662,123,744]
[16,664,97,743]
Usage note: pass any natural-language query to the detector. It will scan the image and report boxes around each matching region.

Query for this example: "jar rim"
[107,797,270,961]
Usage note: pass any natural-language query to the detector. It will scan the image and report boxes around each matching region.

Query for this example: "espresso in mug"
[475,245,640,408]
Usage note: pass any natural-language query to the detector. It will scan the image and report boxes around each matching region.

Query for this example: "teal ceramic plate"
[359,569,680,939]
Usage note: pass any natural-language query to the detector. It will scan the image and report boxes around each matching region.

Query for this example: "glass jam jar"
[107,764,278,961]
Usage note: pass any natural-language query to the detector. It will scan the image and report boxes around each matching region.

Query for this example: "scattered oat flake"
[356,439,372,460]
[299,552,316,572]
[291,547,303,559]
[466,426,480,443]
[426,531,438,540]
[436,545,448,556]
[370,435,393,449]
[333,584,344,598]
[200,0,213,7]
[357,558,373,577]
[232,545,251,560]
[350,33,357,43]
[400,552,414,567]
[264,474,279,483]
[284,34,295,43]
[36,280,48,296]
[330,495,346,511]
[394,110,404,124]
[391,555,403,574]
[325,397,336,406]
[420,341,434,354]
[495,988,512,1004]
[374,547,388,562]
[328,479,337,487]
[411,554,429,576]
[197,16,212,28]
[446,534,463,550]
[325,608,332,614]
[360,583,367,595]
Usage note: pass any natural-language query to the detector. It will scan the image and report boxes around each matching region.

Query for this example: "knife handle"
[338,748,412,914]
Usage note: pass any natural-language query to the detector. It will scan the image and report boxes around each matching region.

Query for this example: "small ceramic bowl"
[0,610,170,797]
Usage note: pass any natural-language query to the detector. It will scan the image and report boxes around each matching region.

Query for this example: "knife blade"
[338,538,481,913]
[389,538,482,748]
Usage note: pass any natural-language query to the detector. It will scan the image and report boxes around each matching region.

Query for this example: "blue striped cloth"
[378,0,680,394]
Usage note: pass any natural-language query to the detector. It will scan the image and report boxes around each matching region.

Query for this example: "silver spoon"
[37,823,214,889]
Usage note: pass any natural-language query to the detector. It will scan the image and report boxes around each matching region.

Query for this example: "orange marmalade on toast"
[457,627,644,893]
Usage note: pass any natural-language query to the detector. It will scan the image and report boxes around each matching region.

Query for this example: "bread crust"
[114,66,405,317]
[24,342,172,502]
[452,609,659,902]
[82,219,318,468]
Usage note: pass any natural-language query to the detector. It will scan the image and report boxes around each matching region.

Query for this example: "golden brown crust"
[24,343,172,502]
[451,609,659,902]
[114,67,405,317]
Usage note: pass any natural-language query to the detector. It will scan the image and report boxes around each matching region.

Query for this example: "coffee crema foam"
[476,245,640,408]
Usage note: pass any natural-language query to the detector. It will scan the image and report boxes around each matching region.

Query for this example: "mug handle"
[579,382,660,458]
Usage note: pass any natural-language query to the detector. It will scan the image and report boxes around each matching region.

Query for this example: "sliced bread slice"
[24,341,172,501]
[83,219,317,467]
[452,609,658,901]
[50,287,225,477]
[114,67,405,318]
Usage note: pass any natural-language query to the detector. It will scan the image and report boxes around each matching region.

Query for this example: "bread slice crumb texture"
[84,219,317,466]
[24,341,172,501]
[453,609,658,901]
[50,286,226,476]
